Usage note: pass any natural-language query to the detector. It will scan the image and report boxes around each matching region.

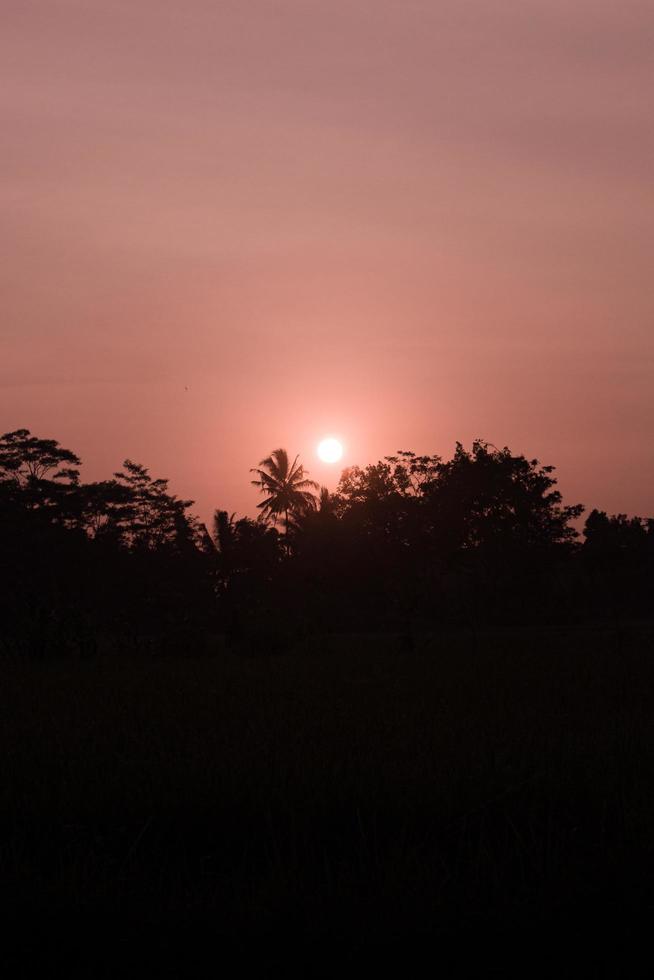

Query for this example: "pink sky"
[2,0,653,525]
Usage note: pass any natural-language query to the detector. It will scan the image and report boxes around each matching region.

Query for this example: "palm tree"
[250,449,318,544]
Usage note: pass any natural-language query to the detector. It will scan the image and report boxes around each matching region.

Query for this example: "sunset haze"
[3,0,653,522]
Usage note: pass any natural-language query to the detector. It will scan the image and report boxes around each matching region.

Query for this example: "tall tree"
[334,441,583,555]
[212,509,281,591]
[0,428,81,522]
[250,449,318,545]
[0,429,80,486]
[112,460,196,550]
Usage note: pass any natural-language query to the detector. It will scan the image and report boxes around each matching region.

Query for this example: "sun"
[317,437,343,464]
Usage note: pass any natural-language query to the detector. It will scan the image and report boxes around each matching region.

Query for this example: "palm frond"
[256,449,289,481]
[251,447,318,541]
[293,477,320,491]
[286,454,302,481]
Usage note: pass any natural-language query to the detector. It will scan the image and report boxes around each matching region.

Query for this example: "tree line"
[1,428,652,656]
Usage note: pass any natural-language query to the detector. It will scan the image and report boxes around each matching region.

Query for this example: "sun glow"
[317,437,343,464]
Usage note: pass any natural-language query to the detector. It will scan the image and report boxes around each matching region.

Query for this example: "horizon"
[1,423,645,538]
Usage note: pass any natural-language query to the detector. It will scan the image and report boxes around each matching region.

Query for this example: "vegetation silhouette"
[250,447,319,541]
[1,427,652,658]
[2,426,654,966]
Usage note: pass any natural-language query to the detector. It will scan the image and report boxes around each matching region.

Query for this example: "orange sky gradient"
[2,1,653,525]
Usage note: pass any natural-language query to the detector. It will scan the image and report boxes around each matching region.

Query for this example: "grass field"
[2,625,654,972]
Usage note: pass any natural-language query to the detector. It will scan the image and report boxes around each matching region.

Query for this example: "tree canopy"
[251,448,319,530]
[1,428,651,656]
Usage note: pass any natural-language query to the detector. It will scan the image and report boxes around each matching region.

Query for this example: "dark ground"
[2,625,654,975]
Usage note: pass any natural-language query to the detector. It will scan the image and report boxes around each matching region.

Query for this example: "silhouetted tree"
[0,428,81,523]
[424,441,583,552]
[112,460,196,551]
[334,442,583,554]
[584,509,653,555]
[3,424,651,654]
[73,479,132,541]
[250,449,318,548]
[212,510,281,591]
[0,429,81,486]
[327,441,585,625]
[581,508,654,621]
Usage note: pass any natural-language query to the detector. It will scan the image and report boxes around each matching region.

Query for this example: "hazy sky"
[2,0,653,523]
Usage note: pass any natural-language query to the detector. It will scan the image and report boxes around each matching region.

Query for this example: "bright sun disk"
[317,437,343,463]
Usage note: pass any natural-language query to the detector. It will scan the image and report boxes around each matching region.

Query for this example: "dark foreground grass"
[2,625,654,973]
